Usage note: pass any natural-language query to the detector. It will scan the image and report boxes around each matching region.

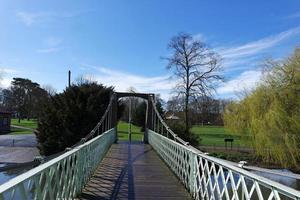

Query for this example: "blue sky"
[0,0,300,100]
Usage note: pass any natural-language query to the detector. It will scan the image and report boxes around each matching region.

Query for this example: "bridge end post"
[144,94,154,144]
[112,93,118,143]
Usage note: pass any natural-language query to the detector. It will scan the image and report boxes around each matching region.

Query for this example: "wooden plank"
[78,142,192,200]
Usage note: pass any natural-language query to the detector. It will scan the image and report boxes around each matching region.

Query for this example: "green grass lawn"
[9,127,33,135]
[191,125,250,147]
[8,118,248,146]
[117,121,143,141]
[9,118,38,135]
[11,119,38,129]
[116,122,249,147]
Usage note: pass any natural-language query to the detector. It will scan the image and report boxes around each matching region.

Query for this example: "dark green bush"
[132,101,147,131]
[167,121,199,146]
[36,83,117,156]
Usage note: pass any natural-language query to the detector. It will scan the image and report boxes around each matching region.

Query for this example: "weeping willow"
[224,48,300,170]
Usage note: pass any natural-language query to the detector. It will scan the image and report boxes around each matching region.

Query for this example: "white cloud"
[286,12,300,19]
[0,67,18,88]
[0,77,12,88]
[193,33,206,42]
[16,12,39,26]
[16,10,91,26]
[83,64,262,100]
[216,26,300,73]
[217,70,262,95]
[0,68,18,74]
[45,37,62,47]
[36,47,62,53]
[219,26,300,59]
[36,37,63,53]
[80,64,176,100]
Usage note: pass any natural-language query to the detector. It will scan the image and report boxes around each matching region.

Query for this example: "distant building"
[0,110,11,133]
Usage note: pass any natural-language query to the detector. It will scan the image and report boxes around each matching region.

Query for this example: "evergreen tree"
[36,82,120,155]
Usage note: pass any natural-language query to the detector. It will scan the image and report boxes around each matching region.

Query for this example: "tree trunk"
[185,95,189,134]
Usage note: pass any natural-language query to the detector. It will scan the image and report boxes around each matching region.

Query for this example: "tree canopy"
[224,48,300,170]
[1,78,48,120]
[165,33,222,133]
[36,82,119,155]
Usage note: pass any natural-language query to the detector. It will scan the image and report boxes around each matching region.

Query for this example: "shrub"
[167,121,199,146]
[132,101,147,131]
[36,83,117,156]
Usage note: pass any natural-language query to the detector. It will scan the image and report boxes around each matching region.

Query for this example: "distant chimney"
[68,70,71,87]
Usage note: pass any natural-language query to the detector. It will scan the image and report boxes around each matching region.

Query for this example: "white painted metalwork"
[148,129,300,200]
[1,92,300,200]
[0,128,116,200]
[148,94,300,199]
[0,95,116,200]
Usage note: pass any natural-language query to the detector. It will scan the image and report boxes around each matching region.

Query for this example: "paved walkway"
[0,134,37,147]
[0,134,38,163]
[0,147,39,163]
[78,142,192,200]
[11,125,34,131]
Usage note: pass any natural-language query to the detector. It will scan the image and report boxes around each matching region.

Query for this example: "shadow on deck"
[78,142,192,200]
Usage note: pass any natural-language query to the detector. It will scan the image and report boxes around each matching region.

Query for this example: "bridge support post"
[112,93,118,143]
[144,94,154,143]
[189,152,197,198]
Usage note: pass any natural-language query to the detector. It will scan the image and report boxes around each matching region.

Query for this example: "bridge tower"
[114,92,155,143]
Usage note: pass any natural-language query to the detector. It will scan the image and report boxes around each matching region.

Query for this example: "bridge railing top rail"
[0,128,116,199]
[150,97,189,146]
[148,94,300,199]
[148,130,300,200]
[172,130,300,197]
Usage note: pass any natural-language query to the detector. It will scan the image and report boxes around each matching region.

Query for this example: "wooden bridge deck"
[78,142,192,200]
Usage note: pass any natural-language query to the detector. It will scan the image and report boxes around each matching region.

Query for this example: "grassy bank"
[116,122,250,147]
[11,119,38,129]
[117,121,143,141]
[9,128,33,135]
[191,125,250,147]
[10,119,38,135]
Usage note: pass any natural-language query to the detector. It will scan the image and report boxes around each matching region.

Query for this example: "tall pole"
[68,70,71,87]
[128,98,132,142]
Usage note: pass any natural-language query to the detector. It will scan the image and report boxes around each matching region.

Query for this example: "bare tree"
[43,84,57,96]
[165,33,222,133]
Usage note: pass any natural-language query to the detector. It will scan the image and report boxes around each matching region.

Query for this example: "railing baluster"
[0,95,116,199]
[147,129,300,200]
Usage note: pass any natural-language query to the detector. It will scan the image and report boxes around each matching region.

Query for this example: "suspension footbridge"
[0,92,299,200]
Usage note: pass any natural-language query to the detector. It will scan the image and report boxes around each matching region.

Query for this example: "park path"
[78,142,192,200]
[11,125,34,131]
[0,134,39,163]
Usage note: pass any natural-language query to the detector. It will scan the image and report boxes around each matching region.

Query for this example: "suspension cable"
[150,97,189,146]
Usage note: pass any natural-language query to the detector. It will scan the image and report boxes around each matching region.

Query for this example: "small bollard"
[238,161,247,168]
[34,156,45,164]
[65,147,72,151]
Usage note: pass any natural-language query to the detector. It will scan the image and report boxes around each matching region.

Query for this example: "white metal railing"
[0,128,116,200]
[150,97,189,146]
[148,129,300,200]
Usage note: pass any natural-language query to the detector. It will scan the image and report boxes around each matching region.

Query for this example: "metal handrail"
[0,128,116,199]
[0,93,117,199]
[148,95,300,199]
[71,94,115,148]
[83,94,114,141]
[148,129,300,200]
[150,97,189,146]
